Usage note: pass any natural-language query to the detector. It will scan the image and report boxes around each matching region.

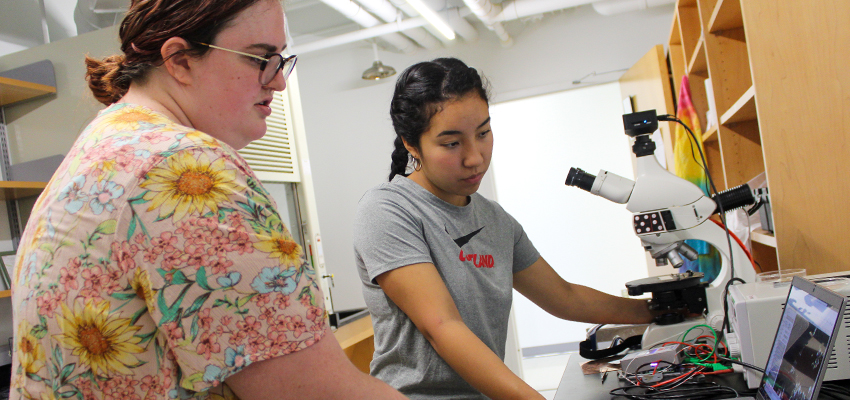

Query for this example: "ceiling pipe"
[386,0,452,45]
[296,0,675,54]
[295,16,429,54]
[494,0,588,21]
[294,8,479,55]
[318,0,418,54]
[462,0,513,46]
[592,0,675,15]
[444,7,478,42]
[38,0,50,44]
[356,0,441,50]
[493,0,674,21]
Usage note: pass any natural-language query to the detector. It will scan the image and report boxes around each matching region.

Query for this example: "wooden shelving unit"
[708,0,743,33]
[0,181,47,201]
[666,0,850,275]
[0,76,56,107]
[751,229,776,248]
[0,63,56,303]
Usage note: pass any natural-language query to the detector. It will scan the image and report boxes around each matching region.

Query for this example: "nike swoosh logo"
[451,227,484,248]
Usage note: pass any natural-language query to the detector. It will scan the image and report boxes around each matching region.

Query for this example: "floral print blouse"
[10,103,327,400]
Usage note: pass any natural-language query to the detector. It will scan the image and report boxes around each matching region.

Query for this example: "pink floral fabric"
[10,103,326,399]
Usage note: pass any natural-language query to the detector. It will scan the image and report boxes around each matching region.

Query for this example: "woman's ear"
[402,139,421,161]
[160,37,194,85]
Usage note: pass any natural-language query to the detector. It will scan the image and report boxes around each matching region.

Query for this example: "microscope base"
[641,316,708,349]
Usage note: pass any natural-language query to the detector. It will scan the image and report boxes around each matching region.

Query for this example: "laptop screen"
[757,280,843,400]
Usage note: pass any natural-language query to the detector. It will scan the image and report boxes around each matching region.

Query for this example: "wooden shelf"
[703,125,718,141]
[0,181,48,201]
[688,38,708,77]
[0,290,10,298]
[720,86,756,125]
[0,76,56,107]
[708,0,744,33]
[752,229,776,248]
[669,15,682,45]
[678,3,702,64]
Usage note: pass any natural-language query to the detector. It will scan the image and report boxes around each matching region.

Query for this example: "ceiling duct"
[462,0,512,46]
[591,0,675,16]
[295,0,675,54]
[318,0,418,54]
[494,0,675,21]
[386,0,476,44]
[442,7,478,42]
[356,0,441,50]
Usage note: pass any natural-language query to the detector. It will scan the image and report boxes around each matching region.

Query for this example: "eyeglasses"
[196,42,297,85]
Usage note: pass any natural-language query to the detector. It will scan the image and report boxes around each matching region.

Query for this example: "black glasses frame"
[195,42,298,85]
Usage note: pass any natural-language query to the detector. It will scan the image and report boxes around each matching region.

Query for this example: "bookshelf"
[667,0,850,274]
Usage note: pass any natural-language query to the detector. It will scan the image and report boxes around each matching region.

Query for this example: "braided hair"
[85,0,265,105]
[388,57,490,181]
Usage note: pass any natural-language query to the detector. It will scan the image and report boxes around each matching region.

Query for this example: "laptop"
[740,275,846,400]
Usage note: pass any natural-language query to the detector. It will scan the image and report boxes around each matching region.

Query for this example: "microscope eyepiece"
[566,168,596,192]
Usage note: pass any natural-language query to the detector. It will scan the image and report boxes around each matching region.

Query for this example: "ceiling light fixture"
[362,42,397,80]
[403,0,456,40]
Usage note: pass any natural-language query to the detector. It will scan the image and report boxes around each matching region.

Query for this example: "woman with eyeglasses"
[353,58,659,399]
[10,1,406,399]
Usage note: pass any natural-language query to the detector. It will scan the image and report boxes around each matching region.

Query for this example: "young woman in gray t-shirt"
[354,57,658,400]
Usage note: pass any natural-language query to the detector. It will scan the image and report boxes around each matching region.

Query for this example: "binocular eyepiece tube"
[566,167,634,204]
[565,167,596,192]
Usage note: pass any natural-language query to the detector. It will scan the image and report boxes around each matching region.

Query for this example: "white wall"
[295,3,674,312]
[490,82,648,349]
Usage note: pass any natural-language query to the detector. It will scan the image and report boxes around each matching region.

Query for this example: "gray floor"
[522,353,572,400]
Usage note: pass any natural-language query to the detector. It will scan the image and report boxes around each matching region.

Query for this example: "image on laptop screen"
[757,280,843,400]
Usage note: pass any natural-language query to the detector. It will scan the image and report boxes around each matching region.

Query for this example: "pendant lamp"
[362,42,396,80]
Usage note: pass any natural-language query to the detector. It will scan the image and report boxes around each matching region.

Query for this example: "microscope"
[566,110,757,348]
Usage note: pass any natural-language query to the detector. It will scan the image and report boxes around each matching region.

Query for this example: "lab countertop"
[552,352,750,400]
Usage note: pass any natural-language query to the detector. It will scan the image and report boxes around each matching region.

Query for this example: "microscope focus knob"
[725,331,742,358]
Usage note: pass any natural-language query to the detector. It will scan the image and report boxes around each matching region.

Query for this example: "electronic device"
[565,110,757,349]
[728,271,850,389]
[617,343,683,374]
[736,276,845,400]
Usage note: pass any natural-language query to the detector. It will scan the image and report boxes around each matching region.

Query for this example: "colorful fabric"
[672,76,721,282]
[11,103,326,400]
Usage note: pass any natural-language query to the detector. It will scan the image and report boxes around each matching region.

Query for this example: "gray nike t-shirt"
[353,176,540,399]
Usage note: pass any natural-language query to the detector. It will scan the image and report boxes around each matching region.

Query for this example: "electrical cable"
[707,218,759,273]
[822,385,850,400]
[657,114,737,283]
[610,381,741,399]
[822,384,850,397]
[716,355,765,374]
[746,197,764,216]
[717,277,746,345]
[656,114,761,358]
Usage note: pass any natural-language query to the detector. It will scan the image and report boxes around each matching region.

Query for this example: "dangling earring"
[413,158,422,171]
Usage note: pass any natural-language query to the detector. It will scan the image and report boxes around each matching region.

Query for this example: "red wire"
[700,370,732,375]
[708,218,759,272]
[649,368,701,388]
[694,334,728,355]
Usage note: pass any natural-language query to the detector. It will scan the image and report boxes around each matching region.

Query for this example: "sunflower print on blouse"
[10,103,326,400]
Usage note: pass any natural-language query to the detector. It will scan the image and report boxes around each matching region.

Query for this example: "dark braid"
[389,136,411,182]
[388,57,490,181]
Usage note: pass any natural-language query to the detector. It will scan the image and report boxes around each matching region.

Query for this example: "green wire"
[681,324,718,362]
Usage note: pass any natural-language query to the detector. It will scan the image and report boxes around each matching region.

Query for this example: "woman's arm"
[225,327,408,399]
[513,257,655,324]
[377,263,544,400]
